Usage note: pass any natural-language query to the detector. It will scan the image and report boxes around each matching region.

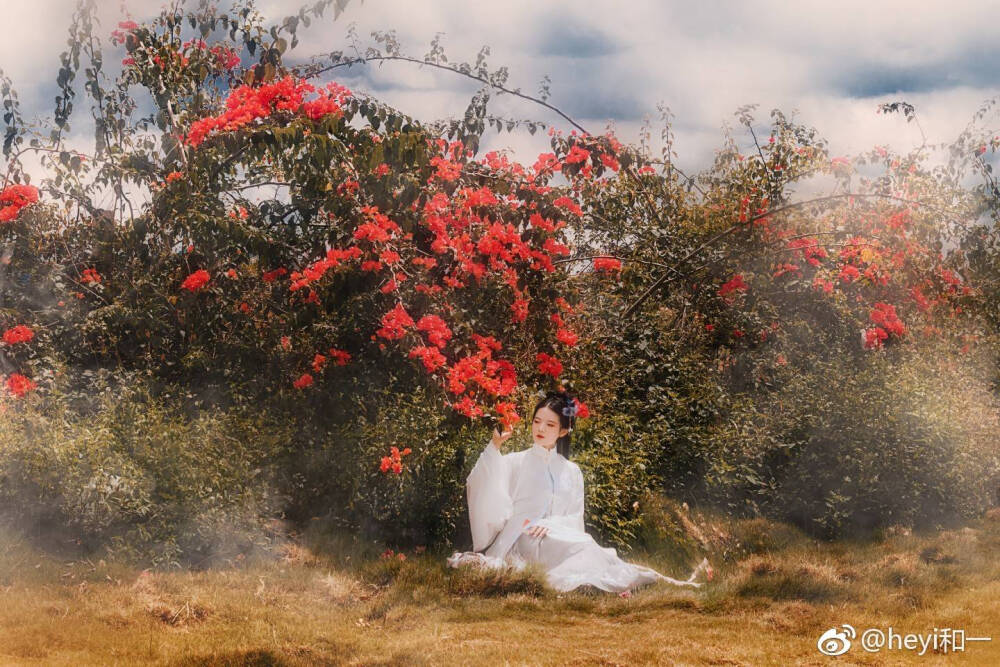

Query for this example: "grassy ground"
[1,510,999,666]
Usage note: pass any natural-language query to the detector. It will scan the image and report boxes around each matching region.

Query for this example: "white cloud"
[3,0,1000,182]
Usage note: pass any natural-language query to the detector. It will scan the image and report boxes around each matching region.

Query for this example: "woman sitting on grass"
[447,389,711,594]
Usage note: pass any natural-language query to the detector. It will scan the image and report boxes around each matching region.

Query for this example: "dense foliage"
[0,0,997,562]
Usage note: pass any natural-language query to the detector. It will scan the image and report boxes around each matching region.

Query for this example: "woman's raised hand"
[490,426,514,450]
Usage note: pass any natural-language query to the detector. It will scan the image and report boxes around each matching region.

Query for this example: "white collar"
[530,442,557,463]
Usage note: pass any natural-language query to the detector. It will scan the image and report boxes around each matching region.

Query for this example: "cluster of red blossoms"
[592,256,623,273]
[180,269,211,291]
[380,446,411,474]
[109,20,138,46]
[289,247,363,292]
[787,237,828,267]
[80,268,102,284]
[718,274,749,299]
[0,184,39,223]
[296,347,352,388]
[178,80,602,429]
[181,39,241,70]
[184,76,352,147]
[3,325,34,345]
[1,324,37,398]
[536,352,563,378]
[863,302,906,349]
[6,373,36,398]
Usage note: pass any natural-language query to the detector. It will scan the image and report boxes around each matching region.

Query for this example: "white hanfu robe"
[447,439,709,593]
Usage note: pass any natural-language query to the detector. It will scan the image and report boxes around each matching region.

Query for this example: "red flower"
[262,267,288,283]
[552,196,583,217]
[166,171,183,183]
[3,325,34,345]
[496,401,521,428]
[81,268,102,284]
[312,354,327,372]
[6,373,36,397]
[0,184,40,222]
[863,327,888,349]
[598,152,620,171]
[718,274,748,298]
[910,286,930,312]
[451,396,484,418]
[813,278,833,294]
[771,263,799,279]
[869,302,905,337]
[376,303,415,340]
[185,75,351,147]
[838,264,860,283]
[788,237,828,266]
[542,238,570,257]
[511,297,529,322]
[180,269,210,291]
[532,153,561,174]
[573,399,590,419]
[536,352,563,378]
[429,156,462,181]
[408,345,447,372]
[328,348,352,365]
[563,145,591,165]
[556,328,578,347]
[593,257,623,273]
[379,443,411,474]
[470,334,503,354]
[416,314,452,348]
[292,373,313,389]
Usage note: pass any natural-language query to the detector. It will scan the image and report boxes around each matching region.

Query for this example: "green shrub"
[704,342,1000,538]
[0,373,292,566]
[572,414,661,550]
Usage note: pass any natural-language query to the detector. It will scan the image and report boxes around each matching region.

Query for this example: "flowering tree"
[0,0,995,550]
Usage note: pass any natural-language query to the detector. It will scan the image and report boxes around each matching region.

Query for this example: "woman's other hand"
[490,426,514,450]
[526,524,548,538]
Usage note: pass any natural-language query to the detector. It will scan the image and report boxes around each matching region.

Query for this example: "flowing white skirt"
[447,517,709,593]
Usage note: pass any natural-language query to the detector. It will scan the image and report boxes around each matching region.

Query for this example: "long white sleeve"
[467,440,513,552]
[541,464,585,533]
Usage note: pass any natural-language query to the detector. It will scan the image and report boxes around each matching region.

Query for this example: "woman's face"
[531,405,568,450]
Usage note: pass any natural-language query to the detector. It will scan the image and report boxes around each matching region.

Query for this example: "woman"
[447,390,711,594]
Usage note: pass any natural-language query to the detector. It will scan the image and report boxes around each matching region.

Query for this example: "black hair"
[532,387,577,459]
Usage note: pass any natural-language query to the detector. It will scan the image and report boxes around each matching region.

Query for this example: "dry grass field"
[1,510,998,666]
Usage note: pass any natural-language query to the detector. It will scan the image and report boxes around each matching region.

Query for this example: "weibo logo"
[817,625,856,656]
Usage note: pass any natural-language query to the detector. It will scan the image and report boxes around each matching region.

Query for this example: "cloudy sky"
[3,0,1000,185]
